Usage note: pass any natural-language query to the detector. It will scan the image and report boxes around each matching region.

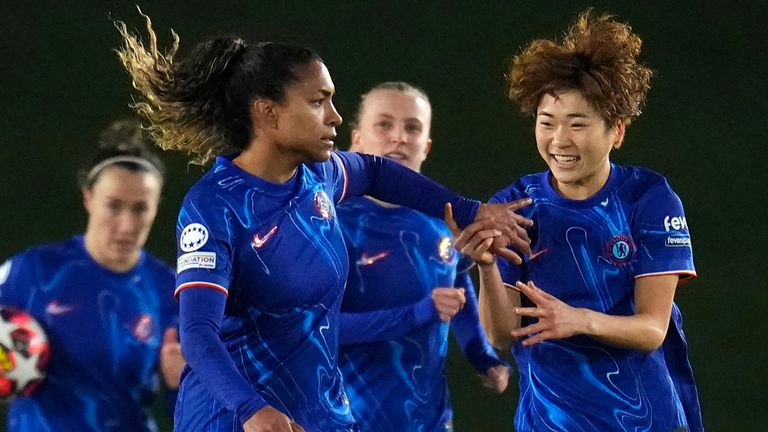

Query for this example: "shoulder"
[615,165,679,204]
[140,252,174,279]
[9,237,82,268]
[490,171,547,203]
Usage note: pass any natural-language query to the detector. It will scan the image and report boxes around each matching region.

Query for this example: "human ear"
[252,99,279,131]
[613,119,627,149]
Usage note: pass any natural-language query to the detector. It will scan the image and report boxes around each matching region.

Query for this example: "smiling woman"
[114,9,534,432]
[450,9,703,432]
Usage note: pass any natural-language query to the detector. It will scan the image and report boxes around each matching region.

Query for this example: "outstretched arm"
[336,152,533,262]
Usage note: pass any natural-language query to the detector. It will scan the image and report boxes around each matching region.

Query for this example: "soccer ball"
[0,306,50,400]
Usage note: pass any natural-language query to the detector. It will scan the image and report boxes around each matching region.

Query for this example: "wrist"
[579,308,596,336]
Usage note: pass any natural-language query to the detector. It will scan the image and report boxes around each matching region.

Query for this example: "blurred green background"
[1,0,766,430]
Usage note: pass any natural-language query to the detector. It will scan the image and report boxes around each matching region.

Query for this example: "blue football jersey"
[0,236,177,432]
[173,153,356,432]
[337,197,502,432]
[491,164,701,431]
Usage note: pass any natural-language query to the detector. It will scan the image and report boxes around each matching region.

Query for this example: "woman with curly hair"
[113,9,531,432]
[449,10,703,431]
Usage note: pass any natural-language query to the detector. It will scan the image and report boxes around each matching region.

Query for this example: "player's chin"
[308,148,333,163]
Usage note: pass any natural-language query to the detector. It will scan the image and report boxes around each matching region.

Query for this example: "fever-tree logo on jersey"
[314,191,333,219]
[607,235,635,264]
[180,223,209,252]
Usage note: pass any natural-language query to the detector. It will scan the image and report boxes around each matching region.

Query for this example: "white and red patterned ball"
[0,306,50,400]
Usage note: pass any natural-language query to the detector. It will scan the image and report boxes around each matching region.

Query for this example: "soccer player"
[448,10,703,432]
[115,11,531,432]
[337,82,509,432]
[0,120,183,431]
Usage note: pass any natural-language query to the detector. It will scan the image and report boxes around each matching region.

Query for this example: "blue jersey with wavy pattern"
[0,236,177,432]
[174,154,356,431]
[337,197,503,432]
[491,164,702,432]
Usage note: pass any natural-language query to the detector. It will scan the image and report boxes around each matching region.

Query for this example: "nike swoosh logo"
[45,301,74,315]
[252,226,278,248]
[357,251,389,266]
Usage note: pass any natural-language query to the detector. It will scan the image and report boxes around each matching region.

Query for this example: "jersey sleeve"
[333,151,481,228]
[0,252,38,309]
[633,181,696,281]
[174,194,235,298]
[450,271,506,373]
[338,296,439,345]
[179,288,268,426]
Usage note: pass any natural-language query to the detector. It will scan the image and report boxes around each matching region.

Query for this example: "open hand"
[511,281,587,346]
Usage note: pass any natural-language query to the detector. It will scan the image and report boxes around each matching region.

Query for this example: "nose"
[116,210,140,235]
[327,102,342,127]
[390,124,407,145]
[552,126,569,147]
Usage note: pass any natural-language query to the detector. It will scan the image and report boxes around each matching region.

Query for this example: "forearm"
[339,151,480,227]
[451,272,504,373]
[338,296,438,345]
[179,289,267,425]
[581,310,669,352]
[477,262,520,351]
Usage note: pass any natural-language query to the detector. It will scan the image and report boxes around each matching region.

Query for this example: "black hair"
[115,9,322,164]
[78,119,165,189]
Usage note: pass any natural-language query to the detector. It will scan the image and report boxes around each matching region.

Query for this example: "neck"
[234,140,298,183]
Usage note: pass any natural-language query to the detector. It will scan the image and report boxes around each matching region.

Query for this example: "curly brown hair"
[114,7,321,165]
[507,9,653,128]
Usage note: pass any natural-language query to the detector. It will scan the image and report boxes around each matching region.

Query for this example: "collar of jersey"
[216,154,302,197]
[540,163,622,208]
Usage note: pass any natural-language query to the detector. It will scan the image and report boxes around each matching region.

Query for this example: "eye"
[375,121,392,130]
[132,203,149,216]
[107,201,122,213]
[538,120,552,127]
[405,122,422,133]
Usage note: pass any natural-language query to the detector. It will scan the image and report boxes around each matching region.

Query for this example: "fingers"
[495,245,523,265]
[453,218,498,250]
[290,421,306,432]
[443,203,460,236]
[163,327,179,345]
[431,287,467,322]
[506,197,533,214]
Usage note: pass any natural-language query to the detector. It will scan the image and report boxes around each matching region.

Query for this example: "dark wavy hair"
[114,8,321,164]
[507,9,654,128]
[78,119,165,189]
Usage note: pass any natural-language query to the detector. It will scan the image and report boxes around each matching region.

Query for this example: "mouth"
[321,135,336,148]
[112,240,137,252]
[551,154,580,167]
[383,152,408,161]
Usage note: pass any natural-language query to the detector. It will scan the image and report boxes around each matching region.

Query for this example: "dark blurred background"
[1,0,766,430]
